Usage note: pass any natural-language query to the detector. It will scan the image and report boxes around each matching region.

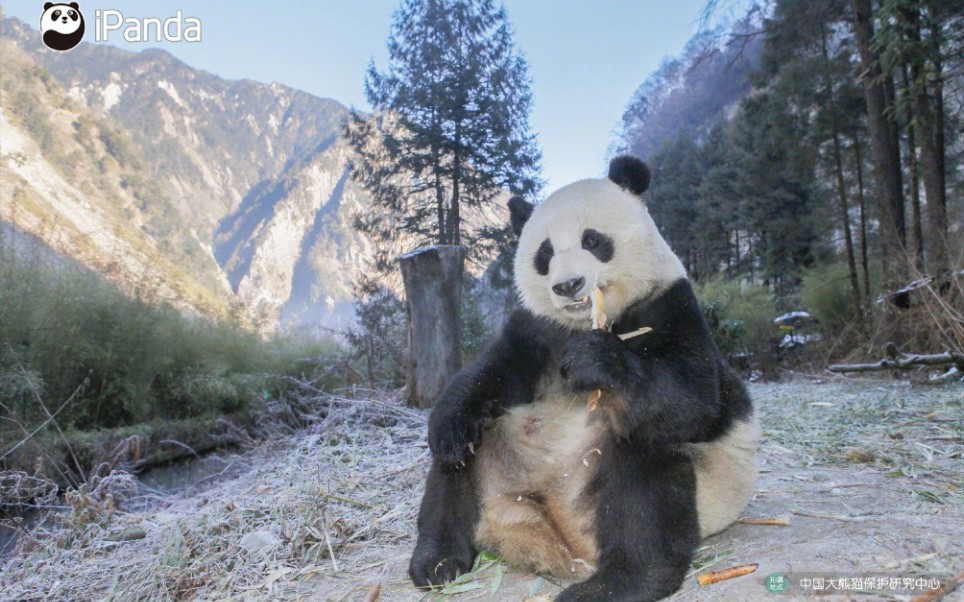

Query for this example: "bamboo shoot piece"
[585,287,652,412]
[586,389,603,412]
[618,327,653,340]
[588,288,606,411]
[697,563,759,586]
[737,517,791,526]
[591,287,607,329]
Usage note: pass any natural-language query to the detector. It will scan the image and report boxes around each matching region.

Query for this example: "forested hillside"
[618,0,963,364]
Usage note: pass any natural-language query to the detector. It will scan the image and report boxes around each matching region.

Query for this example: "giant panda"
[409,156,759,601]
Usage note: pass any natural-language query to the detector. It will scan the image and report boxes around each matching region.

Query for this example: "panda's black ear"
[608,155,651,197]
[44,2,54,9]
[69,2,80,8]
[508,196,534,237]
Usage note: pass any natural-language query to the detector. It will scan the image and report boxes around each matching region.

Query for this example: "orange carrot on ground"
[697,563,759,586]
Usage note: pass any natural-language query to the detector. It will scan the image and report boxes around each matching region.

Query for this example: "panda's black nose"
[552,276,585,298]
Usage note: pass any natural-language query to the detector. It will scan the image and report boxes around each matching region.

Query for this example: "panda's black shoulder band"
[608,155,651,196]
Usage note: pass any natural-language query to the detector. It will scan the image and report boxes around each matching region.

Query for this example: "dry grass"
[756,377,962,497]
[1,388,429,601]
[1,377,961,601]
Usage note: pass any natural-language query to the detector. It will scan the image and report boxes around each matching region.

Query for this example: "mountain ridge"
[1,14,373,331]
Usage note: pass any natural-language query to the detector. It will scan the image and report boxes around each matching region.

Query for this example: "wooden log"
[399,245,466,409]
[828,343,964,374]
[929,366,961,384]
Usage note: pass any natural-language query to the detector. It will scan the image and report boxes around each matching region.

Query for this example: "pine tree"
[877,0,954,274]
[346,0,541,267]
[851,0,908,286]
[759,0,865,307]
[647,135,702,276]
[727,90,821,293]
[696,123,747,276]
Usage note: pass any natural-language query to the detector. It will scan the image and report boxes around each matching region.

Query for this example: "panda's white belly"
[473,383,759,579]
[474,391,605,577]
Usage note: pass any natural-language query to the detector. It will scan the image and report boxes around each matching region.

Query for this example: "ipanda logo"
[39,2,202,51]
[40,2,85,51]
[94,9,202,43]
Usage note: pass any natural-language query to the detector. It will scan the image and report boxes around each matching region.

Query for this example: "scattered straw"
[2,378,961,600]
[0,386,429,601]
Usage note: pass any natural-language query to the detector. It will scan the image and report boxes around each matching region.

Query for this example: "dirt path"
[2,379,961,601]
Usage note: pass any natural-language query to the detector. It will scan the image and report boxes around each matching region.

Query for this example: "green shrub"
[0,231,340,434]
[0,361,45,424]
[799,262,861,334]
[345,274,408,388]
[695,277,777,358]
[700,300,747,356]
[161,374,247,418]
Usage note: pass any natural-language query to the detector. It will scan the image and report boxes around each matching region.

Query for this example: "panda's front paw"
[561,329,629,393]
[427,409,484,469]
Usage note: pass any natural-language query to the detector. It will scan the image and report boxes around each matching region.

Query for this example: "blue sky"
[2,0,711,191]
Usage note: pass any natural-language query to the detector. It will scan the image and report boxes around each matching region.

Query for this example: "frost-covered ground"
[1,378,961,601]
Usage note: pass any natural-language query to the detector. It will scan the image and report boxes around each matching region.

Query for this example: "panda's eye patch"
[68,10,77,19]
[52,10,62,19]
[534,239,553,276]
[581,228,614,262]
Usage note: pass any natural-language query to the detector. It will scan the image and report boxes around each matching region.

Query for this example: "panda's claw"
[428,409,484,469]
[409,538,475,588]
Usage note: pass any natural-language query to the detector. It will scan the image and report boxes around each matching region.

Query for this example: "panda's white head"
[40,2,85,51]
[510,156,686,331]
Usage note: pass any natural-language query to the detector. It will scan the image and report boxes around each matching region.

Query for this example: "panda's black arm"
[618,326,724,444]
[562,279,727,445]
[428,308,560,467]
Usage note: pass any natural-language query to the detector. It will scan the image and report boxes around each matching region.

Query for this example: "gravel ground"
[1,377,961,601]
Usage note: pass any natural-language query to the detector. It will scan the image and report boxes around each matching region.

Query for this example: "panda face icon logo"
[40,2,85,51]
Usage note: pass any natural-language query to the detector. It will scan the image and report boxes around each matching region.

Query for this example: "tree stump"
[399,245,466,408]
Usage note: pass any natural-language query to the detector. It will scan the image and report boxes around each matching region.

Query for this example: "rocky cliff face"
[1,15,374,331]
[218,140,373,330]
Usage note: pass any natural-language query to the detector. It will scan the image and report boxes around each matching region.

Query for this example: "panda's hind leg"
[557,442,700,602]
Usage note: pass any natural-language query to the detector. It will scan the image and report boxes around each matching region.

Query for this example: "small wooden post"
[399,245,466,408]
